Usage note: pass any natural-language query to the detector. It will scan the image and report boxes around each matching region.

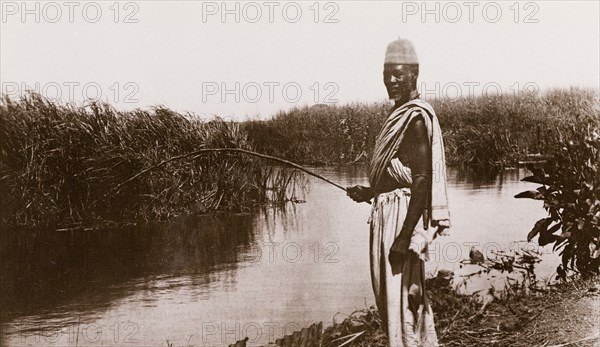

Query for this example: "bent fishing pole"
[98,148,370,204]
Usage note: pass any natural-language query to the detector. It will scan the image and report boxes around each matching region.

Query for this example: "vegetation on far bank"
[243,88,599,166]
[1,88,598,230]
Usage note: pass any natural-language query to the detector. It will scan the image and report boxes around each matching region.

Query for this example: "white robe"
[369,188,439,347]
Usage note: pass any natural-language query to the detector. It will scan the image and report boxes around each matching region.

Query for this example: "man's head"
[383,38,419,103]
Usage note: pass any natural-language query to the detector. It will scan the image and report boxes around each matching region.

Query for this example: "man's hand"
[389,235,411,273]
[346,185,374,203]
[390,234,410,255]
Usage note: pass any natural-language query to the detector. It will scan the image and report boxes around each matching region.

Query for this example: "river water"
[0,166,557,347]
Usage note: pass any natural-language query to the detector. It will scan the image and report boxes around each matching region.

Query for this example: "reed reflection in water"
[1,166,557,346]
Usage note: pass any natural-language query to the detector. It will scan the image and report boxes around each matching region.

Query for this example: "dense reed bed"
[243,88,599,166]
[0,94,299,230]
[2,88,597,229]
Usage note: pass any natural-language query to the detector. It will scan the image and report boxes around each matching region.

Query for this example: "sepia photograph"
[1,1,599,346]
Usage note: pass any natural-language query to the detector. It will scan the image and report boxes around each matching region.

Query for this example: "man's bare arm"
[390,116,430,254]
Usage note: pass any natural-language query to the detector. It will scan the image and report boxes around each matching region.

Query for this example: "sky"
[1,0,599,120]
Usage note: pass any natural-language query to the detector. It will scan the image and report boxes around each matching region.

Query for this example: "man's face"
[383,64,419,101]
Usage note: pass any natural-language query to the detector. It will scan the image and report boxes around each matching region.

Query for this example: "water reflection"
[1,215,255,340]
[0,166,555,347]
[452,165,504,185]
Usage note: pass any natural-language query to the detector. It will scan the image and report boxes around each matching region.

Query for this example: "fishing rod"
[100,148,365,203]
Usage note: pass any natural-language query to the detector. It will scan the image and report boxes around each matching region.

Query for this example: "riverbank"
[238,275,600,347]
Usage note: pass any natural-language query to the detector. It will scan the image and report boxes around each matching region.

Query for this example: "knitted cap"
[384,38,419,65]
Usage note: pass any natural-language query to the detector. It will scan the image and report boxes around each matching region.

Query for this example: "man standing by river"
[347,38,451,346]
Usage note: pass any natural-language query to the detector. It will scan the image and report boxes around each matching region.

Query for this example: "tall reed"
[0,93,298,230]
[243,88,599,166]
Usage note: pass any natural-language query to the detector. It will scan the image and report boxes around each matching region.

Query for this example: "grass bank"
[318,275,600,347]
[238,275,599,347]
[243,88,599,166]
[0,94,300,230]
